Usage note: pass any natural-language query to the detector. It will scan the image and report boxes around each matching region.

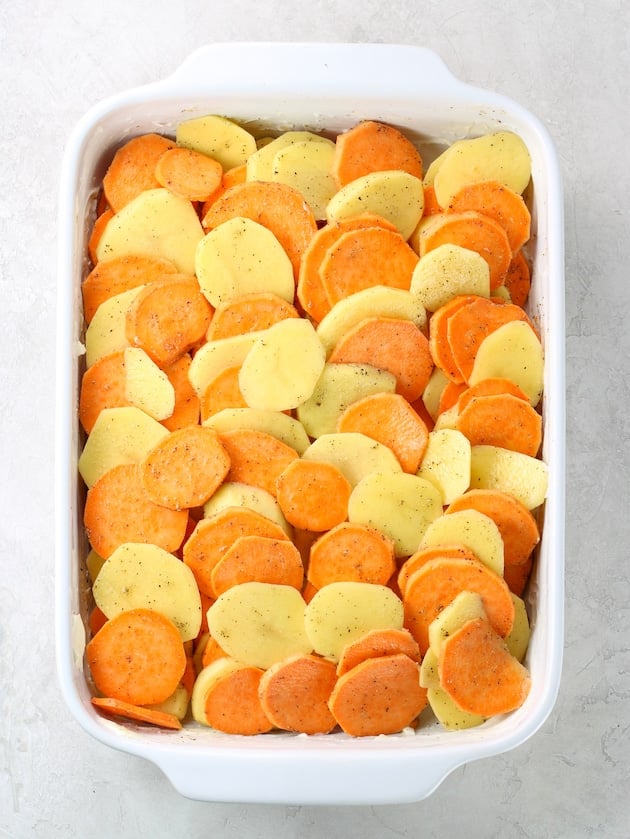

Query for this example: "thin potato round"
[203,481,292,536]
[427,590,486,655]
[272,138,337,220]
[410,243,490,312]
[122,347,176,421]
[301,432,402,487]
[416,428,471,505]
[176,114,257,170]
[85,286,145,367]
[469,445,549,510]
[191,658,245,724]
[247,130,329,181]
[203,407,311,455]
[420,509,505,577]
[188,331,266,398]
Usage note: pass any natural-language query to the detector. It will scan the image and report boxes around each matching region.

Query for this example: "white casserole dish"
[55,42,565,805]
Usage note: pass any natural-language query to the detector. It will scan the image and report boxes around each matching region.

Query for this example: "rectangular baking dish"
[55,42,565,805]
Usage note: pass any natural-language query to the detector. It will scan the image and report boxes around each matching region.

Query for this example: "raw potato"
[176,114,257,170]
[86,549,106,583]
[203,407,311,455]
[468,319,544,407]
[433,405,460,431]
[303,581,404,661]
[433,131,532,207]
[419,646,440,689]
[207,581,312,669]
[470,445,549,510]
[316,285,427,355]
[78,406,170,488]
[148,684,190,721]
[348,471,443,557]
[247,130,329,181]
[326,170,425,240]
[85,285,145,367]
[96,188,205,275]
[427,590,487,655]
[422,367,450,422]
[296,362,397,438]
[410,244,490,311]
[92,542,202,642]
[272,138,337,219]
[421,509,505,577]
[123,347,176,420]
[417,428,471,505]
[195,216,294,308]
[504,593,531,662]
[191,658,245,724]
[238,318,326,411]
[427,685,486,730]
[301,432,403,487]
[202,481,292,537]
[187,331,265,397]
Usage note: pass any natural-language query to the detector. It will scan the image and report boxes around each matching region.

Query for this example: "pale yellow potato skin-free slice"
[417,428,471,505]
[203,407,310,455]
[469,445,549,510]
[207,582,312,670]
[427,685,486,730]
[123,347,175,421]
[301,432,402,487]
[191,658,245,725]
[85,286,145,367]
[202,481,293,537]
[195,216,294,308]
[147,684,190,721]
[410,243,490,312]
[303,581,404,661]
[421,509,505,577]
[176,114,257,170]
[428,591,487,656]
[419,646,440,689]
[433,404,460,431]
[92,542,202,642]
[348,471,443,558]
[86,549,106,583]
[504,593,531,662]
[238,318,326,412]
[187,331,266,397]
[422,367,450,423]
[96,188,204,275]
[78,405,170,488]
[272,138,337,220]
[246,130,328,182]
[326,170,425,241]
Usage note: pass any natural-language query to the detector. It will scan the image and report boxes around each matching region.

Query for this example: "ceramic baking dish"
[55,42,565,805]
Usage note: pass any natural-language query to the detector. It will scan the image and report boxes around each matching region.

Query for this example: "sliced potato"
[195,216,294,308]
[96,187,204,275]
[468,319,544,407]
[176,114,257,170]
[410,243,490,312]
[469,445,549,510]
[326,170,425,240]
[147,684,190,721]
[78,405,170,488]
[238,318,326,411]
[303,581,404,661]
[316,285,427,355]
[422,366,450,423]
[417,428,471,505]
[187,331,265,397]
[504,593,531,662]
[427,686,486,730]
[348,471,443,557]
[191,658,245,725]
[85,285,145,367]
[207,582,311,670]
[86,549,106,583]
[92,542,202,642]
[272,138,337,219]
[246,130,328,181]
[301,432,402,487]
[433,404,460,431]
[203,407,310,455]
[202,481,292,537]
[428,590,486,655]
[296,362,397,438]
[123,347,175,420]
[419,646,440,689]
[421,509,505,577]
[422,145,453,186]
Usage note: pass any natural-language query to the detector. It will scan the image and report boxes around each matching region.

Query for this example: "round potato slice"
[421,509,505,577]
[191,657,245,724]
[410,244,490,312]
[272,138,337,220]
[188,331,266,398]
[301,432,402,487]
[417,428,472,505]
[85,285,145,367]
[203,481,292,537]
[203,407,311,455]
[176,114,257,170]
[469,445,549,510]
[247,130,329,181]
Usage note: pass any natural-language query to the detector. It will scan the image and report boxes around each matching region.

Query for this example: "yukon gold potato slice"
[188,331,265,397]
[419,646,440,689]
[433,405,460,431]
[348,471,443,557]
[207,581,311,670]
[470,445,549,510]
[504,593,531,662]
[421,509,504,576]
[246,130,328,181]
[428,590,487,655]
[191,658,245,724]
[78,406,169,488]
[123,347,176,420]
[422,145,453,187]
[176,114,257,170]
[96,188,204,275]
[195,216,294,308]
[86,549,106,583]
[433,131,532,207]
[92,542,202,642]
[301,432,402,487]
[304,581,404,661]
[468,319,544,407]
[326,170,425,241]
[147,684,190,721]
[316,285,427,355]
[238,318,326,412]
[272,138,337,220]
[203,407,310,455]
[410,244,490,312]
[85,286,145,367]
[427,686,486,730]
[296,362,397,438]
[422,367,450,423]
[417,428,471,505]
[202,481,292,536]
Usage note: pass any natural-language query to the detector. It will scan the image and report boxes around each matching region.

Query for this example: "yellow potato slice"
[433,131,532,207]
[78,405,170,488]
[468,319,544,407]
[419,646,440,689]
[421,509,505,577]
[417,428,471,505]
[202,481,292,537]
[422,367,450,423]
[432,404,460,431]
[86,549,106,583]
[427,686,486,730]
[301,432,402,487]
[147,684,190,721]
[207,582,312,670]
[85,285,145,367]
[92,542,202,642]
[246,130,327,181]
[303,581,404,661]
[195,216,294,308]
[96,188,204,275]
[191,658,245,725]
[428,591,487,655]
[187,331,265,397]
[410,244,490,312]
[296,362,397,438]
[176,114,257,170]
[504,593,531,662]
[469,445,549,510]
[272,138,337,220]
[348,471,443,557]
[123,347,176,420]
[203,407,310,455]
[326,170,425,240]
[238,318,326,412]
[316,285,427,355]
